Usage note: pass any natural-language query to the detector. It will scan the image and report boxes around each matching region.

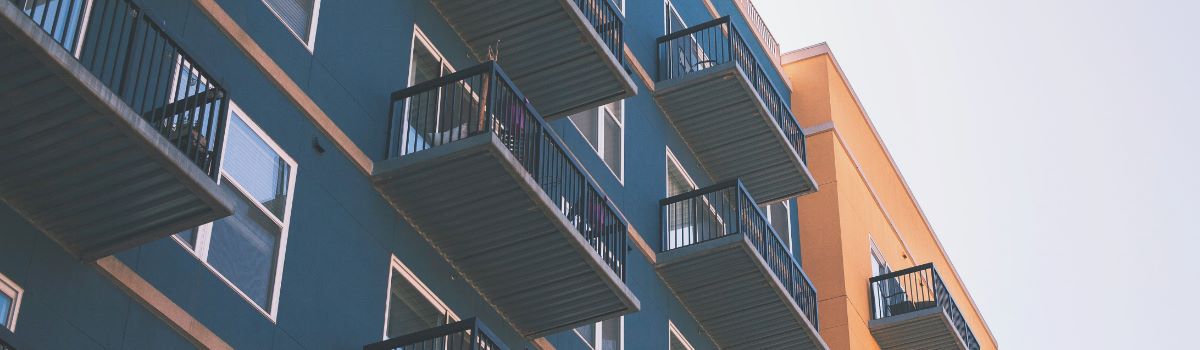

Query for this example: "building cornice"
[793,43,998,345]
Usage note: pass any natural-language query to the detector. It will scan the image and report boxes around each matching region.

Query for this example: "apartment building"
[0,0,831,349]
[783,45,998,350]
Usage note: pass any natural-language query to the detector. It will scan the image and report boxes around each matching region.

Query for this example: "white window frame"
[261,0,322,52]
[382,255,459,341]
[665,147,698,195]
[399,25,461,156]
[171,102,298,322]
[569,100,625,183]
[764,201,793,253]
[0,272,22,332]
[573,316,624,350]
[667,321,695,350]
[664,0,685,34]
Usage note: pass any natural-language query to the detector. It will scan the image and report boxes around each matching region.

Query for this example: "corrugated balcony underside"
[430,0,636,119]
[870,307,968,350]
[653,63,816,204]
[372,134,638,339]
[0,9,233,260]
[656,234,826,350]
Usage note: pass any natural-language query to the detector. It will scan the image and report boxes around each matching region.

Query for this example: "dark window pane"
[263,0,314,41]
[207,182,281,309]
[386,269,445,338]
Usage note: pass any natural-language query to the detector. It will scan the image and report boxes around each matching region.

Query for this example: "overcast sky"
[755,0,1200,348]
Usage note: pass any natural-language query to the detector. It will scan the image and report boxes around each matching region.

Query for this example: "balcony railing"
[387,61,628,280]
[10,0,228,178]
[732,0,781,66]
[660,179,818,326]
[656,16,805,163]
[870,263,980,350]
[575,0,623,65]
[363,318,507,350]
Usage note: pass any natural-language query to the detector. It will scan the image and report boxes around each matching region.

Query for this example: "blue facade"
[0,0,806,349]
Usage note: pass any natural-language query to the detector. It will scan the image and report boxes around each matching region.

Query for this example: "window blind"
[264,0,314,42]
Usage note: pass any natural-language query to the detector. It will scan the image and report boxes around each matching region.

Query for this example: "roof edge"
[784,41,999,346]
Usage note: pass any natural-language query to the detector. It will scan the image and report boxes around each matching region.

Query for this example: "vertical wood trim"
[94,256,233,350]
[190,0,375,175]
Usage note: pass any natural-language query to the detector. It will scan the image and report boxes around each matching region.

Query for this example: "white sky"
[755,0,1200,348]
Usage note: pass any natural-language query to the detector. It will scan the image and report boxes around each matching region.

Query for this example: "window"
[384,256,457,340]
[21,0,93,56]
[665,1,685,34]
[668,321,694,350]
[398,26,479,156]
[664,149,700,249]
[569,100,624,181]
[0,273,21,332]
[574,317,622,350]
[262,0,321,50]
[761,202,793,253]
[174,103,297,320]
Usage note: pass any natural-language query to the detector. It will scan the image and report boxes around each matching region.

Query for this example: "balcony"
[0,0,233,259]
[363,318,507,350]
[656,180,825,350]
[371,62,639,339]
[428,0,636,119]
[654,17,816,204]
[869,263,981,350]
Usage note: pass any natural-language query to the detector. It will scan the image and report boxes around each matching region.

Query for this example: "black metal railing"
[656,17,805,163]
[363,318,507,350]
[387,61,628,280]
[574,0,623,65]
[869,263,980,350]
[11,0,228,178]
[660,180,818,327]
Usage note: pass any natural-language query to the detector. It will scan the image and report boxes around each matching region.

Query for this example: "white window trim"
[261,0,322,52]
[568,100,625,183]
[399,25,459,156]
[764,201,793,253]
[664,0,685,34]
[665,147,698,195]
[0,272,22,332]
[408,25,453,87]
[382,255,459,341]
[171,101,298,322]
[667,321,695,350]
[573,316,624,350]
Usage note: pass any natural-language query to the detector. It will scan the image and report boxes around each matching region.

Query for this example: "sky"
[754,0,1200,348]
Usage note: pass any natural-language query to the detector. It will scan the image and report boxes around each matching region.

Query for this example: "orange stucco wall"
[785,50,998,350]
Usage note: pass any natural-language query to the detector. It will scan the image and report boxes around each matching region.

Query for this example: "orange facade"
[785,44,999,350]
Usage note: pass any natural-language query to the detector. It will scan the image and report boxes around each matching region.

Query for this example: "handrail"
[660,179,819,327]
[386,61,629,280]
[574,0,623,65]
[363,318,508,350]
[12,0,229,179]
[732,0,780,65]
[869,264,980,350]
[655,16,806,163]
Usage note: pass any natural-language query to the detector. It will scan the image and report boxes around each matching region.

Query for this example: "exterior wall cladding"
[0,0,990,350]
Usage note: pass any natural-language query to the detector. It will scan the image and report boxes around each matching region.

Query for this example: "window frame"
[260,0,322,52]
[667,321,695,350]
[0,272,22,332]
[665,147,698,196]
[382,255,459,341]
[171,101,298,322]
[569,100,625,183]
[573,316,624,350]
[763,201,794,253]
[398,25,459,156]
[664,0,685,34]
